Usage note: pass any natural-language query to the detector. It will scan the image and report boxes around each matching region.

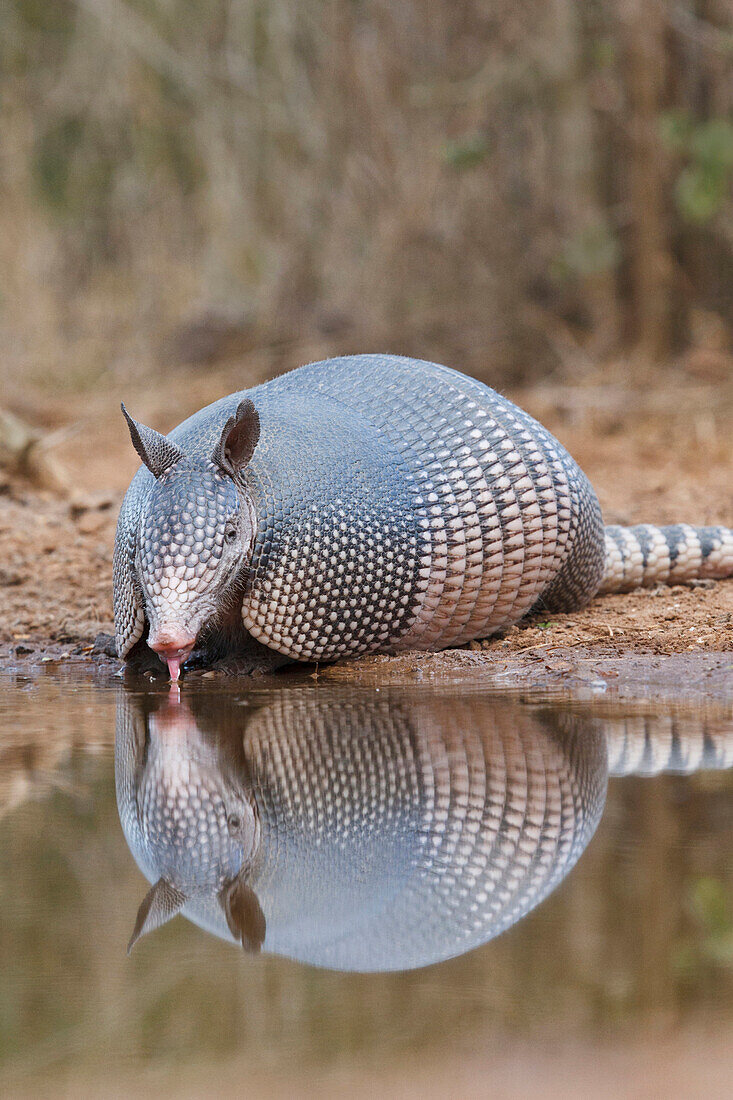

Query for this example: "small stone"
[69,492,115,519]
[77,511,108,536]
[92,632,117,658]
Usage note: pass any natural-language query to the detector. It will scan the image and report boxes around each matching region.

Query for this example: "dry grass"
[1,1,732,409]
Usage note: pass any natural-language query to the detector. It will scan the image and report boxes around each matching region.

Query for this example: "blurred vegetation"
[0,0,732,396]
[675,875,733,982]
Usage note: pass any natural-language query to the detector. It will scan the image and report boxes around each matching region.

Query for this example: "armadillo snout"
[149,626,197,681]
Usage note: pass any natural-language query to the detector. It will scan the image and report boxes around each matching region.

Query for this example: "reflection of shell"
[246,696,608,971]
[116,689,608,971]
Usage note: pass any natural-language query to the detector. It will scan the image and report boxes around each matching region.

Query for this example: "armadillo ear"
[218,875,265,953]
[127,878,186,954]
[212,399,260,480]
[121,404,185,479]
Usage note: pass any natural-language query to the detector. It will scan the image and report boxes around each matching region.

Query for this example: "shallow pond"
[1,664,731,1097]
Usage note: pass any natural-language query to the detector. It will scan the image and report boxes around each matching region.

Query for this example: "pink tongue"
[167,656,183,682]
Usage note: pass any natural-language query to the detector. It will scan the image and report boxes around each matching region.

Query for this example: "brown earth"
[1,361,732,675]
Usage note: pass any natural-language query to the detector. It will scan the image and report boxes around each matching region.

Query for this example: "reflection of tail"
[599,523,733,593]
[606,714,733,776]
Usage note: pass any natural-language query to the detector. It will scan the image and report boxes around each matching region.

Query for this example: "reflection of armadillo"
[114,356,733,679]
[116,689,733,970]
[117,688,602,971]
[116,688,733,970]
[605,712,733,775]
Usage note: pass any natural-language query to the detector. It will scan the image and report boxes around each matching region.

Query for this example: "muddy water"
[1,664,732,1097]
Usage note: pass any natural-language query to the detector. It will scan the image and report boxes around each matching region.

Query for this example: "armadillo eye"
[224,522,237,544]
[227,813,241,834]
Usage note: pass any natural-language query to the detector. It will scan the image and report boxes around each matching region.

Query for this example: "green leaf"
[689,118,733,170]
[659,109,693,154]
[675,165,729,224]
[589,38,616,69]
[32,114,85,211]
[690,876,732,936]
[561,223,621,278]
[442,135,491,171]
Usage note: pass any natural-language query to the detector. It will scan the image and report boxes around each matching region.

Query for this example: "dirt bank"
[1,364,732,674]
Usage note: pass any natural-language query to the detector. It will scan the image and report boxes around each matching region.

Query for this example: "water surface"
[1,665,731,1095]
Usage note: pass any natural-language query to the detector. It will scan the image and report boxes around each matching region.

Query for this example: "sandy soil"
[1,363,732,673]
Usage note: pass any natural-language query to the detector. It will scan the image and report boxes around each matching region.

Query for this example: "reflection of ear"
[212,399,260,480]
[219,875,266,953]
[127,878,186,954]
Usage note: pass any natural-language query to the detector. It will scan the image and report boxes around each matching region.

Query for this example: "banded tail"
[600,523,733,594]
[605,714,733,775]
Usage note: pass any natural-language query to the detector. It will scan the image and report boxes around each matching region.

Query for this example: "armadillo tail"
[599,523,733,594]
[605,713,733,775]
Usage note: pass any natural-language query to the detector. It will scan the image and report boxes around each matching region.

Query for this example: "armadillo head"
[122,400,260,680]
[121,696,265,954]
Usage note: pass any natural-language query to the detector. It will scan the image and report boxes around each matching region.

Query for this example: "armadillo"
[115,686,733,970]
[114,355,733,679]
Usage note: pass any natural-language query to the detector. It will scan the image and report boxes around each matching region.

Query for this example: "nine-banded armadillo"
[114,355,733,679]
[115,686,733,971]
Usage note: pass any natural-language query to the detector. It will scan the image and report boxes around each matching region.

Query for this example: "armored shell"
[114,354,733,666]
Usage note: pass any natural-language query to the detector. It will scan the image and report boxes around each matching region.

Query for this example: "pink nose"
[149,627,196,682]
